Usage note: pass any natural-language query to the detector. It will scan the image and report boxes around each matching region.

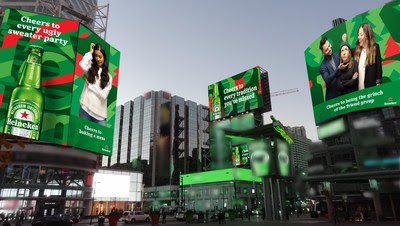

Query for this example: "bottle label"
[214,105,221,119]
[5,99,41,140]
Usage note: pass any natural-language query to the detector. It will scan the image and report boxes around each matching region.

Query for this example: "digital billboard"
[305,1,400,125]
[275,138,291,177]
[208,67,264,121]
[0,8,120,156]
[231,144,249,167]
[93,170,143,202]
[210,113,255,170]
[181,168,261,186]
[248,138,275,177]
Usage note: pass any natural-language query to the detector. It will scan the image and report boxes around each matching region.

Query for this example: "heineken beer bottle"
[212,83,222,120]
[4,45,44,140]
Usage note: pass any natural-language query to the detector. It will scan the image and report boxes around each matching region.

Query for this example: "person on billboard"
[342,23,382,90]
[319,38,344,101]
[336,41,359,95]
[79,43,112,126]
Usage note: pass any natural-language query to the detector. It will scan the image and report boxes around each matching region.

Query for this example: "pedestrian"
[262,208,265,221]
[98,211,105,226]
[15,219,22,226]
[247,209,251,221]
[108,208,119,226]
[2,217,10,226]
[205,210,209,223]
[333,206,340,225]
[162,210,167,224]
[240,209,243,220]
[217,210,222,224]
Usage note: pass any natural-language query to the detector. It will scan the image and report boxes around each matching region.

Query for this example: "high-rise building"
[285,126,311,175]
[102,91,209,188]
[287,126,307,138]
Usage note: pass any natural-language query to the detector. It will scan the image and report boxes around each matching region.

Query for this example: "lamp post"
[90,181,101,225]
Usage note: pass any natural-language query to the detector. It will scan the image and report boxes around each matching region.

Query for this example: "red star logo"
[388,97,393,102]
[32,57,37,62]
[21,111,29,119]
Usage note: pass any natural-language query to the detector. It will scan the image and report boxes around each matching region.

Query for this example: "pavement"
[11,215,399,226]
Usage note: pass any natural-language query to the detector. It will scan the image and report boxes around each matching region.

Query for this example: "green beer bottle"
[212,83,222,120]
[4,45,44,140]
[234,146,241,166]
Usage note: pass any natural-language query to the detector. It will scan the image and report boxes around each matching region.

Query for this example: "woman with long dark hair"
[79,43,112,126]
[342,22,382,90]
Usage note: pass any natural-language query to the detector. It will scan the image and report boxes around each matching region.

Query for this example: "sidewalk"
[13,216,399,226]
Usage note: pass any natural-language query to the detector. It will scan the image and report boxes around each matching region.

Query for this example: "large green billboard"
[181,168,261,186]
[0,9,120,156]
[210,113,255,170]
[305,0,400,125]
[208,67,263,121]
[248,139,275,177]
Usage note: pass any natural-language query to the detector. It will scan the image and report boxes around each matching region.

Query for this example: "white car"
[122,211,150,223]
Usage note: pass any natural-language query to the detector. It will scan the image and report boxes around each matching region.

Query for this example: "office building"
[102,91,210,188]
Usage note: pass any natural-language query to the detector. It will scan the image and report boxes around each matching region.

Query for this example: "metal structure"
[0,141,98,217]
[271,88,299,97]
[0,0,109,39]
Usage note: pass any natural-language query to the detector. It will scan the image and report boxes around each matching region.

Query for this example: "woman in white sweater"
[79,43,112,126]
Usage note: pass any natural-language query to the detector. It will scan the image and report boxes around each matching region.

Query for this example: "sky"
[100,0,391,141]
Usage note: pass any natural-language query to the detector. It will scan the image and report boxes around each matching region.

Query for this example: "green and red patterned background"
[305,0,400,125]
[0,8,120,156]
[208,67,263,122]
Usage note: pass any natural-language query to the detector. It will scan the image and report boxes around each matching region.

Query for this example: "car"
[32,215,73,226]
[122,211,150,223]
[175,210,198,222]
[175,211,185,221]
[63,213,80,224]
[251,208,264,215]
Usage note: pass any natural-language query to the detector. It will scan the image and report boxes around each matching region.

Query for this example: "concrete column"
[277,179,287,221]
[325,195,333,221]
[270,178,278,220]
[389,194,398,221]
[262,177,272,220]
[372,191,383,222]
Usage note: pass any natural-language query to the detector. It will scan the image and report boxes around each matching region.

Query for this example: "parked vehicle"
[175,210,198,222]
[122,211,150,223]
[175,211,185,221]
[31,216,73,226]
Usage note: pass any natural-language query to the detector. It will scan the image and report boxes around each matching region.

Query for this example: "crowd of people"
[0,211,26,226]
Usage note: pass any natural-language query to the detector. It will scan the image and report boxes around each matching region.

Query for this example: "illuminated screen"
[0,8,120,155]
[231,144,249,167]
[210,113,255,170]
[181,168,261,186]
[208,67,263,121]
[93,171,142,201]
[305,0,400,125]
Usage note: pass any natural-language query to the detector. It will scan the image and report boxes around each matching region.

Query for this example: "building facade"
[102,91,210,188]
[307,107,400,221]
[286,126,312,175]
